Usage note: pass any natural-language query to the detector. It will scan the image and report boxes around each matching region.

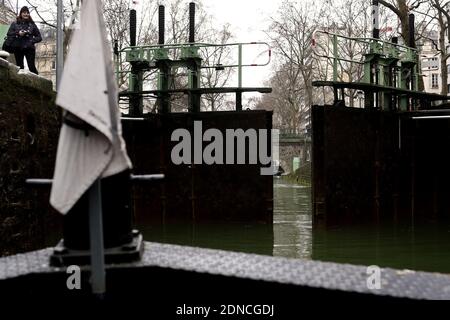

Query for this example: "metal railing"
[114,41,271,89]
[311,29,418,83]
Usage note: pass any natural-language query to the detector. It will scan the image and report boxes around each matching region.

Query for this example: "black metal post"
[156,5,171,114]
[130,9,137,47]
[159,5,165,45]
[188,2,201,113]
[113,39,119,56]
[236,92,243,111]
[129,9,142,116]
[390,37,399,110]
[157,62,171,114]
[409,14,416,92]
[372,0,380,39]
[408,14,416,49]
[189,2,196,43]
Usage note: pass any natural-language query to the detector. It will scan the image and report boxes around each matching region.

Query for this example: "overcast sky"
[202,0,282,91]
[14,0,283,100]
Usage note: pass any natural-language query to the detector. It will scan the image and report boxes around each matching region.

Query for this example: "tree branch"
[26,0,57,28]
[378,0,402,17]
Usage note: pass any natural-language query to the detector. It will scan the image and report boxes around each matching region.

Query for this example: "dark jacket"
[7,20,42,50]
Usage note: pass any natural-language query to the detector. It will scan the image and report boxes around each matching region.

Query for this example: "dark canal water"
[142,179,450,274]
[273,179,450,274]
[41,179,450,274]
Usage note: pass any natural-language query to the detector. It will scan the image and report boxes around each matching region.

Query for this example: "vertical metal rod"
[157,5,170,114]
[414,64,419,93]
[89,179,106,296]
[333,35,338,82]
[56,0,64,90]
[159,5,165,45]
[129,9,142,116]
[236,92,242,111]
[372,0,380,39]
[410,131,415,231]
[237,44,243,110]
[408,14,416,48]
[187,2,200,113]
[409,14,417,97]
[189,2,196,43]
[189,1,197,229]
[238,44,243,88]
[114,40,119,84]
[130,9,137,47]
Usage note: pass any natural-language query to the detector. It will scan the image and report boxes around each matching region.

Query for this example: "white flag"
[50,0,132,214]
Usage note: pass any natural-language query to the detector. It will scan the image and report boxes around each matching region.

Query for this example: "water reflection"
[141,223,273,256]
[42,178,450,274]
[313,224,450,273]
[273,180,450,274]
[273,179,312,259]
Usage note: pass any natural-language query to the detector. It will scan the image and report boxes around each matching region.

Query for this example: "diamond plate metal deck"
[1,242,450,300]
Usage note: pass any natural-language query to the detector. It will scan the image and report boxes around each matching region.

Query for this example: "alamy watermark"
[170,121,279,175]
[66,265,81,290]
[366,265,382,290]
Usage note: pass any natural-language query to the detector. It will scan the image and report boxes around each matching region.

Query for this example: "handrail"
[118,41,272,68]
[115,41,271,90]
[312,29,418,53]
[311,29,418,82]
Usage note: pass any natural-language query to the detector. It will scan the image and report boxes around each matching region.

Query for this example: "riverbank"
[278,162,311,186]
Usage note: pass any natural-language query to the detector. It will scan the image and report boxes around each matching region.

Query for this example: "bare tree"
[378,0,427,43]
[20,0,236,112]
[200,24,234,111]
[254,64,306,132]
[149,0,235,112]
[2,0,19,13]
[267,0,323,131]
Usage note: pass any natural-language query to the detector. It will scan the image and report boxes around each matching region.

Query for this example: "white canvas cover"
[50,0,132,214]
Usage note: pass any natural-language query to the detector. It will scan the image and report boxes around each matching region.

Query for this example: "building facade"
[35,26,57,88]
[420,30,441,94]
[419,30,450,95]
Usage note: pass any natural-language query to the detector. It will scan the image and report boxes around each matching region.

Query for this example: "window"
[422,57,439,71]
[51,60,56,70]
[431,74,439,89]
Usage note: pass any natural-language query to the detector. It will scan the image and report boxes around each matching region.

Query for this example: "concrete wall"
[0,58,61,256]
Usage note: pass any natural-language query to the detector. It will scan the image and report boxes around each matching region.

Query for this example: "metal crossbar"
[26,175,165,185]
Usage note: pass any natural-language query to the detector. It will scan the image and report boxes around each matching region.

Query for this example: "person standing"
[6,6,42,74]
